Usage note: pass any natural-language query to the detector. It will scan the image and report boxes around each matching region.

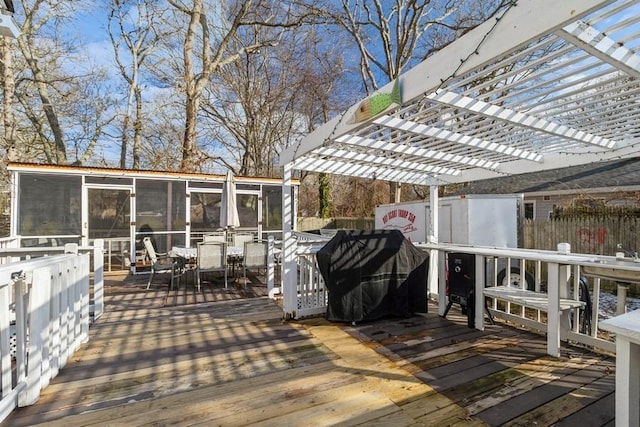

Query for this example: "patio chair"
[143,237,180,290]
[232,232,255,248]
[203,231,227,244]
[196,241,228,291]
[242,240,269,286]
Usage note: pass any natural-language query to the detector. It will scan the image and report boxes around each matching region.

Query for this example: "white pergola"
[278,0,640,311]
[277,2,640,421]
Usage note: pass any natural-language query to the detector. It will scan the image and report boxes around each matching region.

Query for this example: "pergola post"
[427,185,444,314]
[281,164,297,319]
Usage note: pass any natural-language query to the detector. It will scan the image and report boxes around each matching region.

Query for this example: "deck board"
[3,272,616,426]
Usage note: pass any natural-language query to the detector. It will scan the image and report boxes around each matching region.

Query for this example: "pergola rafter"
[559,21,640,78]
[426,90,617,149]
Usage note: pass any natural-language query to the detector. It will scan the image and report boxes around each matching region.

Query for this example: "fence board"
[524,217,640,256]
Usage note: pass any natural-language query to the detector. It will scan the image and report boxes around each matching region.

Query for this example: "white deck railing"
[281,233,330,318]
[0,240,104,423]
[0,240,105,321]
[283,240,637,356]
[418,243,626,356]
[0,246,93,423]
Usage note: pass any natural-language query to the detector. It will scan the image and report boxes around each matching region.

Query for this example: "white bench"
[482,286,586,357]
[483,286,585,312]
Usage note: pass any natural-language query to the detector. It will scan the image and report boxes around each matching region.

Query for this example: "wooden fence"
[524,217,640,256]
[297,217,374,232]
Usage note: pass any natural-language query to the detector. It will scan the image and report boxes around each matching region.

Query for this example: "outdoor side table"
[600,309,640,427]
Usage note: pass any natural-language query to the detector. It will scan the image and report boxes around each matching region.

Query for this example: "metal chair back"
[243,240,268,283]
[232,232,255,248]
[196,241,228,290]
[143,237,179,290]
[203,232,227,244]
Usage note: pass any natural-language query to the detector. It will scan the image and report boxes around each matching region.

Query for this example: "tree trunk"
[120,113,130,168]
[180,94,199,171]
[132,87,142,169]
[17,37,67,164]
[319,173,331,218]
[1,38,18,163]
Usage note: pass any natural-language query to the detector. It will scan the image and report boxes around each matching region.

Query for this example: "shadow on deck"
[4,271,616,426]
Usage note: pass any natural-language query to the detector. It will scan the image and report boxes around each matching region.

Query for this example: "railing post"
[49,261,61,379]
[93,239,104,320]
[437,250,446,316]
[267,236,275,296]
[79,254,90,342]
[0,280,11,398]
[474,254,485,330]
[13,273,27,386]
[19,267,51,407]
[546,262,561,358]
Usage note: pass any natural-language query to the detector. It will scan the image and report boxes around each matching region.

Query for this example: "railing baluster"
[0,280,11,398]
[14,274,27,386]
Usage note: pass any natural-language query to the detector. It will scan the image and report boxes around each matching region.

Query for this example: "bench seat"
[483,286,585,312]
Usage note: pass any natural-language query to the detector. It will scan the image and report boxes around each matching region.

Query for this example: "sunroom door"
[83,186,134,269]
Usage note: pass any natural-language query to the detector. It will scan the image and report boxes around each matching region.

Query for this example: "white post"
[0,281,11,397]
[14,274,27,384]
[282,164,297,319]
[20,267,51,406]
[267,236,275,295]
[426,185,444,314]
[93,239,104,320]
[546,262,561,357]
[475,254,485,330]
[49,261,61,378]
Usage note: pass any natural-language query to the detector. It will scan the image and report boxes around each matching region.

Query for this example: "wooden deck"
[4,272,616,426]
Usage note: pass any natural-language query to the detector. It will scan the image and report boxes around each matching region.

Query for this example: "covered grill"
[317,230,428,323]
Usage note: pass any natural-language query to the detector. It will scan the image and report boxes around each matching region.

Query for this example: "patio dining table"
[170,245,244,279]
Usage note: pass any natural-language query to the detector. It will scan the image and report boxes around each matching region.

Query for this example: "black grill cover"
[317,230,429,323]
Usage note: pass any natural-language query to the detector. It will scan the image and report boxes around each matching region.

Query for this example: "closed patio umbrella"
[220,170,240,229]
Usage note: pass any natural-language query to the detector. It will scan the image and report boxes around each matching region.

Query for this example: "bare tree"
[200,23,341,177]
[1,0,115,165]
[108,0,165,169]
[162,0,323,173]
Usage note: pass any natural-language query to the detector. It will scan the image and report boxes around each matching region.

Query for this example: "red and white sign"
[375,203,426,242]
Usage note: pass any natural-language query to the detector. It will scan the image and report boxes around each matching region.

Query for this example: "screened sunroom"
[7,163,295,272]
